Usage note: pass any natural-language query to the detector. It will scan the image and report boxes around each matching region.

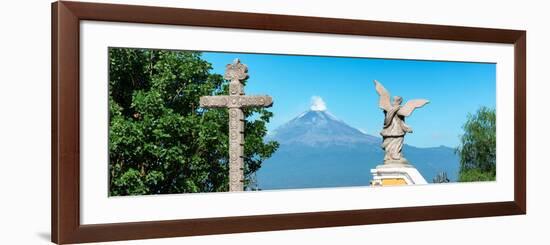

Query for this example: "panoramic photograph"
[107,47,496,196]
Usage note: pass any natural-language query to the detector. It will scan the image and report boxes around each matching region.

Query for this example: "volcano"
[270,110,380,147]
[256,105,459,190]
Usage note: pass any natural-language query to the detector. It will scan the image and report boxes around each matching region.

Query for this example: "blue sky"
[202,51,496,148]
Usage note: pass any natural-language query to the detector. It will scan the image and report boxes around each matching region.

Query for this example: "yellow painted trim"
[381,178,407,186]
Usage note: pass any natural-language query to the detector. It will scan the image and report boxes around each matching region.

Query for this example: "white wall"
[0,0,547,244]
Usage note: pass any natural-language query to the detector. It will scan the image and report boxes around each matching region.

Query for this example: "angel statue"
[373,80,429,165]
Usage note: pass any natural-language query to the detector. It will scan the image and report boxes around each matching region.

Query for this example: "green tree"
[456,106,496,182]
[108,48,279,196]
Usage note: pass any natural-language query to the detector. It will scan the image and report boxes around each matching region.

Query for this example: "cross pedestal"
[199,59,272,191]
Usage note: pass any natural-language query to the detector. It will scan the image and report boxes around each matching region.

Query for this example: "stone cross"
[199,59,273,191]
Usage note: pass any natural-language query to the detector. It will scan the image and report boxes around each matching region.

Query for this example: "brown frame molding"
[52,1,526,244]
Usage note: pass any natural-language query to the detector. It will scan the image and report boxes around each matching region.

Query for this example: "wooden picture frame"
[51,1,526,244]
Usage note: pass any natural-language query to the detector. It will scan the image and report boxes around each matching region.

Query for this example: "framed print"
[51,1,526,244]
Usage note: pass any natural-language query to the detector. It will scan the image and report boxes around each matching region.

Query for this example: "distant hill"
[257,109,459,190]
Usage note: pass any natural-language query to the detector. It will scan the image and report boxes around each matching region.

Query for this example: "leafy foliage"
[456,107,496,182]
[108,48,279,196]
[459,169,495,182]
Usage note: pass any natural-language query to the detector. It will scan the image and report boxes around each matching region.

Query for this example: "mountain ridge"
[268,110,380,146]
[257,109,459,190]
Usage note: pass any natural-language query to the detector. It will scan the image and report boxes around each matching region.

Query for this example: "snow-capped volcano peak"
[270,107,379,146]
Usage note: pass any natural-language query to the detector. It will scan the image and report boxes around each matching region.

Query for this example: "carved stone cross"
[199,59,273,191]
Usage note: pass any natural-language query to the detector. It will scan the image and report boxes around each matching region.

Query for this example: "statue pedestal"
[370,163,427,186]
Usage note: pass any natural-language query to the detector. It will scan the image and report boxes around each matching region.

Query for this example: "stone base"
[370,163,427,186]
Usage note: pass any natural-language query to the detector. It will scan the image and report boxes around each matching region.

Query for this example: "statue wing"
[398,99,429,117]
[374,80,391,111]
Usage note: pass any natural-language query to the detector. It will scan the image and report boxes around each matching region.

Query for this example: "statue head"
[393,96,403,106]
